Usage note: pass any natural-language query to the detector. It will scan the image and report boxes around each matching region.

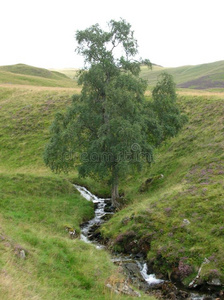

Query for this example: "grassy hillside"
[0,85,152,300]
[50,68,79,79]
[0,64,77,88]
[0,87,74,171]
[141,60,224,90]
[101,94,224,287]
[0,65,224,297]
[5,60,223,90]
[0,64,68,79]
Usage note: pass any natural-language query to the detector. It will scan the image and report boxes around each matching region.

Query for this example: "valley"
[0,63,223,299]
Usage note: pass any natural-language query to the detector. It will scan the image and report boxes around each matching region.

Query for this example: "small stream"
[74,184,217,300]
[75,184,111,249]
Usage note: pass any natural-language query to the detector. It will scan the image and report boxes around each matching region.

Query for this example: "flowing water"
[74,185,112,249]
[74,184,218,300]
[139,262,164,285]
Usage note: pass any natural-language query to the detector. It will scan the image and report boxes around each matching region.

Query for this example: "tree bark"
[111,168,120,207]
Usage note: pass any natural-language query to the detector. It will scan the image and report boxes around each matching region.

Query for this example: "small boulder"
[19,250,26,259]
[183,219,191,226]
[65,226,77,239]
[208,278,222,286]
[14,244,27,259]
[106,280,141,297]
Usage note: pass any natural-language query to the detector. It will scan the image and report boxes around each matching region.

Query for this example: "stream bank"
[74,184,223,300]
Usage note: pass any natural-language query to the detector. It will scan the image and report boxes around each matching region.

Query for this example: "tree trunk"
[111,168,120,207]
[111,181,119,207]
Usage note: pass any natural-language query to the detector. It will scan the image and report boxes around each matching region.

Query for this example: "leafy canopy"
[44,19,186,204]
[150,72,188,143]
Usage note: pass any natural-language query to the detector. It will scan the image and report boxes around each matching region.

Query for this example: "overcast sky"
[0,0,223,69]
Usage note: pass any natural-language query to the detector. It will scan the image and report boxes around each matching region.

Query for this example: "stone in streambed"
[106,280,141,297]
[122,262,150,292]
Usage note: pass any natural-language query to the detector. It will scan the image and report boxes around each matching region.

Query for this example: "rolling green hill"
[55,60,224,90]
[0,64,68,79]
[0,64,77,88]
[50,68,79,79]
[141,60,224,90]
[3,61,224,90]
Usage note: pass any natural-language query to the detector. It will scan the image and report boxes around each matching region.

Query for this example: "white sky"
[0,0,223,69]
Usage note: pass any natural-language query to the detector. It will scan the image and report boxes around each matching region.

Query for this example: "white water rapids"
[74,184,111,249]
[139,262,164,285]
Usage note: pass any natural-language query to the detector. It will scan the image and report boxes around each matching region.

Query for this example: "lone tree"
[44,19,186,207]
[147,72,188,146]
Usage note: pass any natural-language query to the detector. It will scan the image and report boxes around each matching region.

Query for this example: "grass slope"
[0,64,69,79]
[0,173,118,300]
[0,85,152,299]
[0,87,74,171]
[50,68,79,79]
[101,94,224,286]
[0,64,77,88]
[0,66,223,296]
[141,60,224,90]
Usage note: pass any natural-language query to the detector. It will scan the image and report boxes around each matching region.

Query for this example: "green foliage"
[76,19,139,68]
[150,72,188,141]
[44,20,154,204]
[44,20,185,206]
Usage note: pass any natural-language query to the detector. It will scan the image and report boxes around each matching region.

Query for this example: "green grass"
[0,173,134,300]
[0,64,68,79]
[0,173,94,232]
[0,87,75,171]
[141,60,224,90]
[50,68,79,79]
[2,60,224,90]
[101,95,224,285]
[0,64,78,87]
[1,65,224,296]
[0,84,153,299]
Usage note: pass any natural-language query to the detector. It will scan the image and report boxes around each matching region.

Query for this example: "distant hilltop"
[0,63,69,79]
[141,60,224,90]
[0,63,76,88]
[1,60,224,90]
